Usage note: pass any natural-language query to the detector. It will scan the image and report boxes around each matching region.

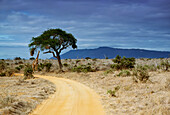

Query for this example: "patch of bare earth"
[0,76,56,115]
[45,71,170,115]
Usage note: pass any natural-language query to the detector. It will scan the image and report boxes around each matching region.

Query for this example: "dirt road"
[28,74,105,115]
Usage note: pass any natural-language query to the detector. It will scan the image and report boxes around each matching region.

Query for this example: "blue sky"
[0,0,170,59]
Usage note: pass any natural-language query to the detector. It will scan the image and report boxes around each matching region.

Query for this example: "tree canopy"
[28,28,77,69]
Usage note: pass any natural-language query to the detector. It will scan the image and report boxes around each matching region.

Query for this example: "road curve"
[24,74,105,115]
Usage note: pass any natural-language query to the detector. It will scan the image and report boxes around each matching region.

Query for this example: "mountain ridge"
[50,47,170,59]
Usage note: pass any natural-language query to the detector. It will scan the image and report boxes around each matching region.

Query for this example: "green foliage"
[76,59,81,64]
[111,55,135,70]
[132,65,150,83]
[5,69,14,77]
[0,72,6,77]
[44,62,52,72]
[24,66,34,79]
[85,57,91,60]
[105,56,109,59]
[143,64,157,71]
[28,28,77,70]
[29,57,35,60]
[19,65,24,69]
[160,60,169,71]
[92,58,97,61]
[104,69,114,75]
[118,70,131,77]
[18,61,23,64]
[14,57,21,60]
[107,86,120,97]
[37,63,45,71]
[63,63,69,67]
[0,61,6,71]
[15,66,21,71]
[71,65,95,73]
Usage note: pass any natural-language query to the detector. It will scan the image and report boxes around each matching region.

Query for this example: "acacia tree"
[28,28,77,70]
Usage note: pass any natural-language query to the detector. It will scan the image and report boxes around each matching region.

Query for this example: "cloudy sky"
[0,0,170,59]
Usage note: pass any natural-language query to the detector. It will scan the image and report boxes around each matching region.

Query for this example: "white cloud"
[0,42,28,47]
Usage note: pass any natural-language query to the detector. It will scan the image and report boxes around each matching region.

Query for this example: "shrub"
[104,69,114,75]
[107,86,120,97]
[63,63,69,67]
[29,57,35,60]
[24,66,34,79]
[44,63,52,72]
[14,57,21,60]
[143,64,157,71]
[92,58,97,61]
[15,66,21,71]
[105,56,109,59]
[71,65,95,73]
[160,60,169,71]
[85,57,91,60]
[111,55,135,70]
[18,61,23,64]
[118,70,131,77]
[0,61,6,72]
[37,63,45,71]
[19,65,24,69]
[132,65,150,83]
[76,59,81,64]
[5,69,14,77]
[0,72,6,77]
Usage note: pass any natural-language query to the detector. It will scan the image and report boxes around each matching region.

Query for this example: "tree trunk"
[56,52,63,70]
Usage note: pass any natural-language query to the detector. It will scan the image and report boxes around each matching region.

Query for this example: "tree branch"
[58,44,69,54]
[43,51,56,57]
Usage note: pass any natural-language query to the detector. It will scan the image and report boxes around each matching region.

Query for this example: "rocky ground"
[0,76,56,115]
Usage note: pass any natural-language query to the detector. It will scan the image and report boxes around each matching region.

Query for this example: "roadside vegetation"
[0,56,170,114]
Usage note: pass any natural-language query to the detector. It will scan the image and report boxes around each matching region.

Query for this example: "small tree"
[28,28,77,70]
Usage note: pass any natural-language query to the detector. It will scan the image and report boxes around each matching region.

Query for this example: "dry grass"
[0,77,56,115]
[45,71,170,115]
[0,58,170,115]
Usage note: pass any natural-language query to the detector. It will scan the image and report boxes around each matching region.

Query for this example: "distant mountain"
[50,47,170,59]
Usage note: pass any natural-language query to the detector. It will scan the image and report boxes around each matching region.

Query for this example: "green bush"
[143,64,157,71]
[104,69,114,75]
[0,72,6,77]
[5,69,14,77]
[14,57,21,60]
[118,70,131,77]
[85,57,91,60]
[132,65,150,83]
[19,65,24,69]
[92,58,97,61]
[44,63,52,72]
[0,61,6,72]
[63,63,69,67]
[24,66,34,79]
[111,55,135,70]
[15,66,21,71]
[107,86,120,97]
[71,65,95,73]
[160,60,169,71]
[76,59,81,64]
[29,57,35,60]
[37,63,45,71]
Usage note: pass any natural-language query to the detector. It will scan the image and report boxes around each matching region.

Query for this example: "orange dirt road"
[26,74,106,115]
